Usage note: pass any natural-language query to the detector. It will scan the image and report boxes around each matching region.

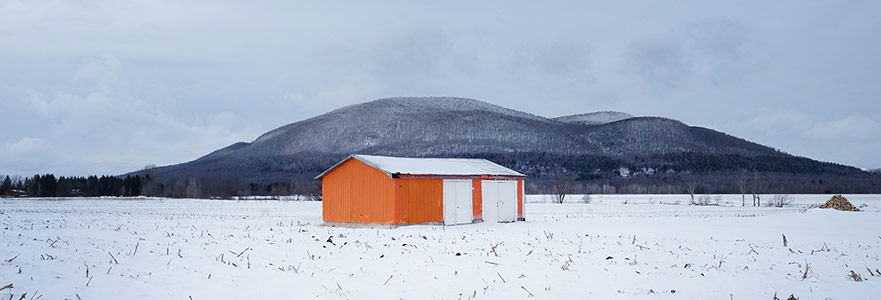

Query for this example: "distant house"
[315,155,525,226]
[3,189,27,197]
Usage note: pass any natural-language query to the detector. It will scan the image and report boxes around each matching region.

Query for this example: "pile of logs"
[818,194,860,212]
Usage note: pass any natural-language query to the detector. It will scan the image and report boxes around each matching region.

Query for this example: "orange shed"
[315,154,526,226]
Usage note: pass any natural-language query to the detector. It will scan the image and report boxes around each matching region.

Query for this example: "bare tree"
[751,172,762,207]
[304,181,322,201]
[694,194,714,206]
[138,164,157,177]
[770,194,792,208]
[551,180,572,204]
[185,178,203,199]
[11,175,23,189]
[684,181,698,204]
[737,178,748,207]
[167,180,186,198]
[138,165,159,197]
[581,183,592,204]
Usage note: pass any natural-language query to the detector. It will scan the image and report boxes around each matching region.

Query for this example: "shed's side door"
[498,181,518,222]
[454,180,473,224]
[481,180,518,223]
[481,180,500,223]
[443,179,473,225]
[443,180,455,225]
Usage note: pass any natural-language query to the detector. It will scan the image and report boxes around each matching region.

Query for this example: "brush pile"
[819,195,860,212]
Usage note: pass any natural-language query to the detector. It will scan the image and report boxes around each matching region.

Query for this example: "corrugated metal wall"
[471,178,482,220]
[322,159,396,223]
[395,178,443,224]
[322,159,524,224]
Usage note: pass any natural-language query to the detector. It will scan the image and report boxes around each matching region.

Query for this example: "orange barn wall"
[471,179,483,220]
[321,159,396,223]
[322,160,524,224]
[394,178,443,224]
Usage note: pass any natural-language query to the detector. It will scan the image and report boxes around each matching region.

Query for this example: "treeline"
[0,174,142,197]
[465,151,881,194]
[3,151,878,198]
[471,151,866,178]
[140,177,320,199]
[0,174,320,199]
[526,171,881,195]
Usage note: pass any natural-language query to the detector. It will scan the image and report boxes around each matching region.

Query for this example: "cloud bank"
[1,1,879,175]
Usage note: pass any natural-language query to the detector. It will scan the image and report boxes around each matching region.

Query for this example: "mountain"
[137,97,879,195]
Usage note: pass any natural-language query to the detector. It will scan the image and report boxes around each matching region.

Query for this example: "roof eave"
[350,155,395,178]
[315,154,527,180]
[314,154,395,180]
[314,155,354,180]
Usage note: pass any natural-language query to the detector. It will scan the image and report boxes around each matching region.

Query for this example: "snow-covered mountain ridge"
[140,97,867,186]
[553,111,635,125]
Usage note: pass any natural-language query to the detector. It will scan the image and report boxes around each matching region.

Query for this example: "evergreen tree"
[39,174,57,197]
[131,176,141,196]
[0,175,11,195]
[123,176,132,196]
[12,176,24,191]
[29,175,40,196]
[56,177,73,197]
[87,176,99,196]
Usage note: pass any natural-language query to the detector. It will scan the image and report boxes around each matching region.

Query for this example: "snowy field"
[1,195,879,299]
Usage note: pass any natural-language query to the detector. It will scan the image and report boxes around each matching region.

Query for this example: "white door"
[498,181,518,222]
[482,180,518,223]
[455,180,473,224]
[443,180,473,225]
[481,181,499,223]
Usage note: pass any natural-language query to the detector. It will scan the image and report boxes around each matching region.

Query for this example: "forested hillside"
[114,97,881,197]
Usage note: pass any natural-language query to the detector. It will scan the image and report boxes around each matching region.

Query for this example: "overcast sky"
[1,0,880,176]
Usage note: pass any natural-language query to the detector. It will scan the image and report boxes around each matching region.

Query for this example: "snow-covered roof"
[315,154,526,179]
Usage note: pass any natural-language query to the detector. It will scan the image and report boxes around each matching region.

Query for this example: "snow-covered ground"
[1,195,879,299]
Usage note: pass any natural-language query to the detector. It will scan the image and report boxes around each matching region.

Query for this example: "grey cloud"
[743,111,881,141]
[372,30,455,88]
[2,56,265,175]
[623,20,755,93]
[1,1,880,173]
[743,110,810,132]
[677,20,750,61]
[506,41,592,78]
[624,38,690,92]
[678,20,754,86]
[0,137,57,175]
[808,115,881,141]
